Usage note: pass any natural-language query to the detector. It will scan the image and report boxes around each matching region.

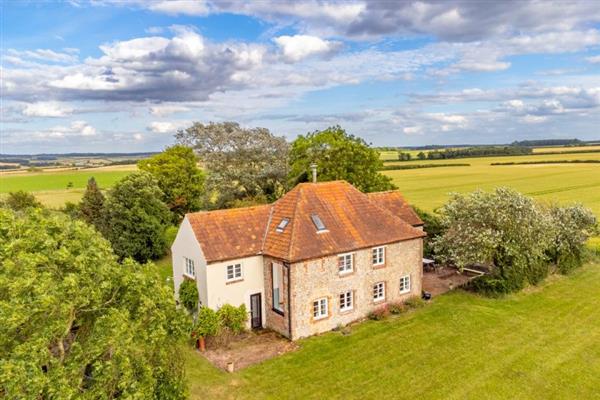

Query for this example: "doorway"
[250,293,262,329]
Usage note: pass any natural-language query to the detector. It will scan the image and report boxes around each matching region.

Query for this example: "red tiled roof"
[367,191,424,226]
[186,181,425,263]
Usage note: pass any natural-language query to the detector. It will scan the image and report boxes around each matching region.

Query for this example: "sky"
[2,0,600,154]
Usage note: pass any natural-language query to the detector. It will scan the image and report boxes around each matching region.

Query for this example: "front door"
[250,293,262,329]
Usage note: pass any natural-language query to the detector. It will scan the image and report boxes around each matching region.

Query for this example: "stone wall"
[289,238,423,340]
[263,256,290,337]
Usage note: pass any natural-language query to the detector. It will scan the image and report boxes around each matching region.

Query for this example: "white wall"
[205,255,266,328]
[171,217,208,306]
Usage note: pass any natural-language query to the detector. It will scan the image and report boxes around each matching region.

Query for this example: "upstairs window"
[313,297,328,320]
[399,275,411,294]
[338,253,353,274]
[372,246,385,266]
[184,257,195,277]
[339,291,353,312]
[373,282,385,302]
[226,263,242,281]
[276,218,290,233]
[311,214,328,233]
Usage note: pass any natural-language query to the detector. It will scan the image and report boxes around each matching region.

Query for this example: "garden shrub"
[388,301,405,315]
[178,280,199,314]
[404,297,425,309]
[368,305,389,321]
[217,304,247,334]
[193,306,220,339]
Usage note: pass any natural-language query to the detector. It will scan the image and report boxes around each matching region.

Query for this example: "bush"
[467,275,511,296]
[193,307,220,338]
[404,297,426,309]
[388,301,406,315]
[178,280,199,314]
[217,304,247,334]
[2,190,42,211]
[368,305,390,321]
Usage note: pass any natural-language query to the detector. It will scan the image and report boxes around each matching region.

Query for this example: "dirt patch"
[423,266,472,296]
[200,330,298,371]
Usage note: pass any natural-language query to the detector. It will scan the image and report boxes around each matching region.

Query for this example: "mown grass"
[0,165,137,207]
[383,152,600,216]
[180,260,600,399]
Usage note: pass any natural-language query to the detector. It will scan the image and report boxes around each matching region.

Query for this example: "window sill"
[339,308,354,315]
[399,289,411,295]
[372,263,386,269]
[226,278,244,285]
[313,315,328,322]
[272,308,284,316]
[338,270,354,277]
[182,274,196,280]
[373,298,386,304]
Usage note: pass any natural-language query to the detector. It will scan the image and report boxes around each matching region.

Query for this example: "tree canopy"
[175,121,289,208]
[288,126,396,192]
[0,208,188,399]
[138,145,205,220]
[1,190,42,211]
[79,177,105,230]
[101,171,171,262]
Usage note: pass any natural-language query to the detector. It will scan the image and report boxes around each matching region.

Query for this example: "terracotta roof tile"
[367,191,424,226]
[186,181,425,263]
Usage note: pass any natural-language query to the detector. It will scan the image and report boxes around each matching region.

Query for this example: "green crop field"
[173,259,600,399]
[0,165,137,207]
[382,152,600,216]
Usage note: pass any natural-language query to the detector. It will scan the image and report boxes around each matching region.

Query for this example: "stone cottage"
[171,180,425,340]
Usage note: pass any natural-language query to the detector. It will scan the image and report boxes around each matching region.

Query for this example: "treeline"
[417,146,532,160]
[511,138,583,147]
[380,163,470,170]
[491,160,600,166]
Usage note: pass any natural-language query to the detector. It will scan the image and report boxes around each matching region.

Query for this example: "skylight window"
[311,214,327,232]
[276,218,290,233]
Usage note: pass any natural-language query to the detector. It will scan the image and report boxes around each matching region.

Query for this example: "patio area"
[422,266,475,296]
[200,330,298,372]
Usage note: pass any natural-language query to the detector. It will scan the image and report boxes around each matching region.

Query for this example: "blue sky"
[2,0,600,153]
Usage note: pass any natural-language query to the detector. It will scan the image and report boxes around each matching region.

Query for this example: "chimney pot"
[310,163,317,183]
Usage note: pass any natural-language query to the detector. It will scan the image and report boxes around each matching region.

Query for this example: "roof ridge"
[286,184,302,262]
[186,203,270,217]
[365,192,423,235]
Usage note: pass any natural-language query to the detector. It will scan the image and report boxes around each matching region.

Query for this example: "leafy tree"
[101,172,171,262]
[434,188,554,294]
[546,204,597,273]
[288,126,396,192]
[417,151,427,160]
[175,121,289,208]
[0,208,189,399]
[2,190,42,211]
[138,145,205,220]
[79,177,105,230]
[413,207,444,258]
[178,280,199,314]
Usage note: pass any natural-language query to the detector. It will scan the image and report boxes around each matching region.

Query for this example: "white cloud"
[147,120,189,133]
[148,0,209,15]
[403,126,423,135]
[149,104,191,116]
[586,55,600,64]
[22,101,74,117]
[522,115,547,124]
[274,35,341,62]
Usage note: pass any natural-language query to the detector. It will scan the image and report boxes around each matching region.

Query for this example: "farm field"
[532,145,600,153]
[0,165,137,207]
[173,259,600,399]
[382,152,600,215]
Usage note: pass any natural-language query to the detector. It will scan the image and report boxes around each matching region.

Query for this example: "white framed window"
[400,275,411,294]
[372,246,385,266]
[313,297,328,320]
[226,263,242,281]
[272,263,284,313]
[338,253,353,274]
[184,257,195,277]
[339,291,353,312]
[373,282,385,302]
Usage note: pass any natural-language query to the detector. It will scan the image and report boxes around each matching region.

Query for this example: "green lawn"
[180,260,600,399]
[383,152,600,215]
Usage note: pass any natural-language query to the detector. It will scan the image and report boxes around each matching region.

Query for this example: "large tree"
[288,126,396,192]
[0,208,189,399]
[79,177,105,230]
[138,145,205,220]
[101,172,171,262]
[434,188,554,293]
[175,122,289,208]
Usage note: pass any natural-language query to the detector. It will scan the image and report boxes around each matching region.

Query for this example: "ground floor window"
[373,282,385,302]
[313,297,328,320]
[399,275,411,294]
[339,291,353,312]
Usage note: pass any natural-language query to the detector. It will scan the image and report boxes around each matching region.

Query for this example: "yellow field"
[532,145,600,153]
